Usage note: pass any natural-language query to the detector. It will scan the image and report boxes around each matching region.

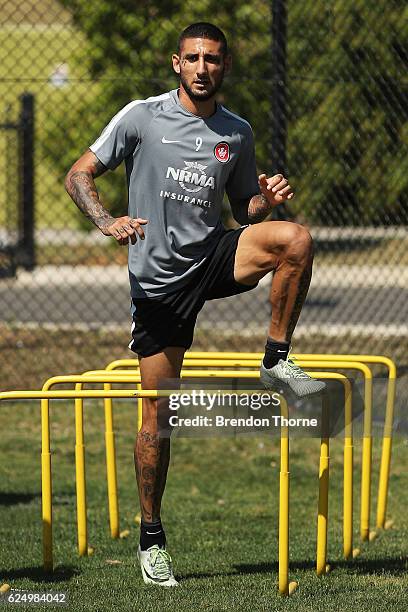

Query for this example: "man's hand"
[258,173,294,206]
[99,216,148,245]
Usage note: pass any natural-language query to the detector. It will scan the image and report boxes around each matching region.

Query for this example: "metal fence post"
[18,92,35,270]
[271,0,289,221]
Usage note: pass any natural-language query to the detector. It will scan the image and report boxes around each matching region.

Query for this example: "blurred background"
[0,0,407,389]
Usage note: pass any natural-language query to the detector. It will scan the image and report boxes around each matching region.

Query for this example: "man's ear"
[172,54,181,75]
[224,53,232,75]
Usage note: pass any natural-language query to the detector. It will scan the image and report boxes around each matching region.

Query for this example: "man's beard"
[180,70,224,102]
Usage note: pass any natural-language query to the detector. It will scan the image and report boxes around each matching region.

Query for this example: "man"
[65,22,325,587]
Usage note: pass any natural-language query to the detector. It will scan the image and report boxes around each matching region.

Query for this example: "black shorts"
[129,226,257,357]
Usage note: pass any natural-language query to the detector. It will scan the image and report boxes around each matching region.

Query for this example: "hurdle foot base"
[352,548,361,558]
[317,563,331,576]
[369,531,377,542]
[119,530,130,539]
[384,519,394,530]
[87,546,94,556]
[0,584,10,594]
[280,581,298,596]
[288,581,298,595]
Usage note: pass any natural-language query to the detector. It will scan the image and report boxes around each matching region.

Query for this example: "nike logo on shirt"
[162,137,181,144]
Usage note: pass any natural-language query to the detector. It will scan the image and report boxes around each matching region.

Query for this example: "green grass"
[0,323,405,392]
[0,397,407,611]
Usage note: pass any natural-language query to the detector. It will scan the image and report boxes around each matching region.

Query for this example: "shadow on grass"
[330,556,408,576]
[181,556,408,581]
[0,566,79,583]
[0,490,75,508]
[0,492,41,506]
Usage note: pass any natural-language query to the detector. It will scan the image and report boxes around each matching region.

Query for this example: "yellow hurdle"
[1,351,394,594]
[89,367,355,570]
[104,357,375,543]
[106,349,396,534]
[38,367,354,592]
[1,388,160,573]
[190,351,396,532]
[39,371,277,569]
[106,353,396,537]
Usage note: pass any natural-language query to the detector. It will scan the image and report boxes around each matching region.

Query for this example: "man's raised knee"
[293,223,313,251]
[275,222,313,264]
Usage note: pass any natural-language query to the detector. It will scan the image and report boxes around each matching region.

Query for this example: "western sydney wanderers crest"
[214,142,230,163]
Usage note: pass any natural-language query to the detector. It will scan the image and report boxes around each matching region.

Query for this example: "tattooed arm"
[64,150,148,245]
[230,173,294,225]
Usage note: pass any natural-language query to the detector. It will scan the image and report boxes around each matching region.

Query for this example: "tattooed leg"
[234,221,314,343]
[134,348,185,522]
[268,240,314,341]
[134,430,170,522]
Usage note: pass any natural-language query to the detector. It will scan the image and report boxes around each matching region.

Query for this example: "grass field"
[1,323,407,392]
[0,397,407,611]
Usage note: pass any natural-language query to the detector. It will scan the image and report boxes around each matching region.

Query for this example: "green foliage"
[287,0,408,225]
[45,0,407,226]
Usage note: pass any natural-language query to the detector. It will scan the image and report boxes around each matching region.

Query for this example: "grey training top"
[90,88,259,298]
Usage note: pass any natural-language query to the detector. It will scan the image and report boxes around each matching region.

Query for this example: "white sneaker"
[260,356,326,397]
[138,545,179,587]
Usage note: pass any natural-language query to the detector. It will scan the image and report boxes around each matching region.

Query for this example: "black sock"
[140,519,166,551]
[263,337,290,368]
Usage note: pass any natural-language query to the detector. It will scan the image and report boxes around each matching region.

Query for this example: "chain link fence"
[0,0,407,389]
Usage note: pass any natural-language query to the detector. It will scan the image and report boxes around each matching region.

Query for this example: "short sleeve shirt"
[89,89,259,298]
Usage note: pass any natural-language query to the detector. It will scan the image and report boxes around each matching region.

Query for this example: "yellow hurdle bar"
[102,381,119,539]
[1,388,159,573]
[179,351,396,531]
[317,390,330,577]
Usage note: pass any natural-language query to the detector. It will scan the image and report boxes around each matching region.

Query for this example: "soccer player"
[65,22,325,586]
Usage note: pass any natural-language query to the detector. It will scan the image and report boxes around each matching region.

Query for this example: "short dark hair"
[178,22,228,55]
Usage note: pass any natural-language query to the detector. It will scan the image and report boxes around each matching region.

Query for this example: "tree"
[47,0,408,227]
[287,0,408,225]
